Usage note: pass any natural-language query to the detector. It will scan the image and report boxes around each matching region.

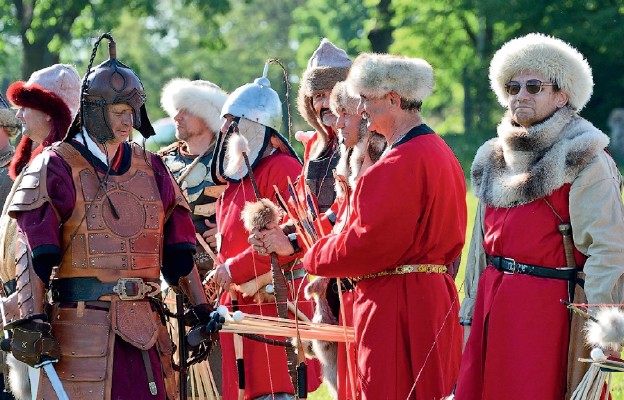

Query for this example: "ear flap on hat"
[136,104,155,139]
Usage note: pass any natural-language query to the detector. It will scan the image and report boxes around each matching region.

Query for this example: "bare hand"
[202,220,218,249]
[212,264,232,290]
[248,222,293,256]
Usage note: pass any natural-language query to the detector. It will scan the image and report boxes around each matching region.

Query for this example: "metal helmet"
[221,63,282,132]
[80,34,148,143]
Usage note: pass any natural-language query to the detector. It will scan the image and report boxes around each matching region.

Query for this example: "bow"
[229,122,306,398]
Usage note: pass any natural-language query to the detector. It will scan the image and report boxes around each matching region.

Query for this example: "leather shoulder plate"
[7,151,53,217]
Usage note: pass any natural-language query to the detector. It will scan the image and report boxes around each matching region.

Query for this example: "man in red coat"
[455,33,624,400]
[254,53,466,399]
[209,64,322,400]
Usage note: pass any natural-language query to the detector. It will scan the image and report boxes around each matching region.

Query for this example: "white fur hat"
[160,78,228,133]
[489,33,593,111]
[330,81,359,116]
[346,53,434,102]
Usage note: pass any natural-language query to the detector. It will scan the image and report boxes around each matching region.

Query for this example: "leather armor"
[53,142,164,282]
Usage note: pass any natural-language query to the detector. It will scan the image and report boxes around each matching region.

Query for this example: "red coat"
[456,185,585,400]
[216,152,322,400]
[304,127,466,399]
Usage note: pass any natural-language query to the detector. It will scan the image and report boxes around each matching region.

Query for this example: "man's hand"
[212,263,232,290]
[248,222,293,256]
[202,220,218,249]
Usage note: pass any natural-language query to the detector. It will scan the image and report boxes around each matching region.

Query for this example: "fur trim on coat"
[471,106,609,208]
[303,276,338,398]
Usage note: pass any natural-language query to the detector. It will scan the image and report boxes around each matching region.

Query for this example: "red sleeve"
[303,156,419,277]
[228,153,303,284]
[303,137,467,278]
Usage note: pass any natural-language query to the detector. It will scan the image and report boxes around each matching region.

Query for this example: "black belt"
[487,256,577,281]
[50,277,161,302]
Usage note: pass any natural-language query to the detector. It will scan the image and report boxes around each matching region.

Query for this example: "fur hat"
[489,33,593,111]
[346,53,434,103]
[297,38,351,158]
[329,81,359,116]
[160,78,228,133]
[6,63,81,179]
[0,93,20,137]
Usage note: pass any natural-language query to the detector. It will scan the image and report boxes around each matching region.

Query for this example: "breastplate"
[54,143,164,282]
[305,143,339,213]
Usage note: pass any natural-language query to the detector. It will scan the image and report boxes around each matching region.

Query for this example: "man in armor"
[158,78,228,276]
[4,34,217,400]
[209,63,322,400]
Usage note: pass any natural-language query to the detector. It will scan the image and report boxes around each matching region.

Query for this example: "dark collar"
[392,124,435,149]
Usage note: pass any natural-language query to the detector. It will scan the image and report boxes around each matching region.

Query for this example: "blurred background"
[0,0,623,162]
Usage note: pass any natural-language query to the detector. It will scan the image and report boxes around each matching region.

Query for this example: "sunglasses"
[504,79,555,95]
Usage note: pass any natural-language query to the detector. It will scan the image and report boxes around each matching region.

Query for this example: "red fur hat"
[6,64,81,179]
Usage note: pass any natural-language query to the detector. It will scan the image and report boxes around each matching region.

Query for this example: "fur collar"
[472,106,609,207]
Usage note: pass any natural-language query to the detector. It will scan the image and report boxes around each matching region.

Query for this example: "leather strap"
[50,277,161,302]
[487,256,577,281]
[141,349,158,395]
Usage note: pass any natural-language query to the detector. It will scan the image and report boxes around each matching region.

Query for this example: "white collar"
[76,127,109,166]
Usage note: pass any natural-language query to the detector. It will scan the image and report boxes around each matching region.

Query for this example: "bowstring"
[405,279,465,399]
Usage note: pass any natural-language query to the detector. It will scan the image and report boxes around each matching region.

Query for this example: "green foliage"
[1,0,623,140]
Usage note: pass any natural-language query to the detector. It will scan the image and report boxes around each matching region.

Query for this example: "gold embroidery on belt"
[352,264,447,282]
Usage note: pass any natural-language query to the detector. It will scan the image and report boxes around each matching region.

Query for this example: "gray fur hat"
[161,78,228,133]
[489,33,593,111]
[346,53,434,102]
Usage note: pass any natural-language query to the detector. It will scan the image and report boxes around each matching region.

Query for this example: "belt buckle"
[112,278,145,300]
[503,257,517,274]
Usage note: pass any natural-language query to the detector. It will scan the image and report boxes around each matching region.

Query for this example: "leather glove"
[184,303,215,327]
[2,314,61,368]
[187,310,225,348]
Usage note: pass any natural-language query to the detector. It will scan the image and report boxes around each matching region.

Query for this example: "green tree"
[481,0,624,132]
[0,0,229,79]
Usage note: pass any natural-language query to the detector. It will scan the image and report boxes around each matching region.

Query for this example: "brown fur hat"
[297,38,351,159]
